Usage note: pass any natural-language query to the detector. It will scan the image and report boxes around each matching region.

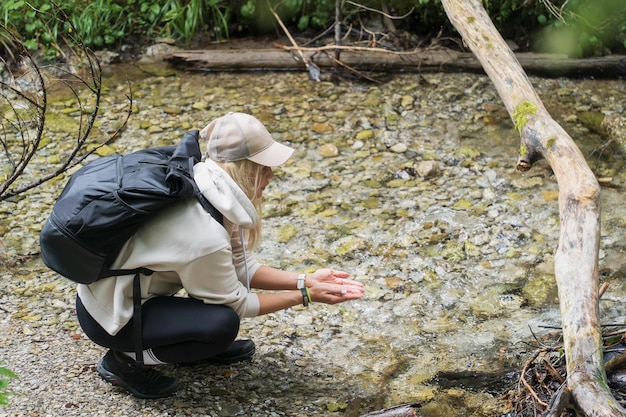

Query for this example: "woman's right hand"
[305,269,364,304]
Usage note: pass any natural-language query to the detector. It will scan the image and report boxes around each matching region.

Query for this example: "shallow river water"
[1,63,625,416]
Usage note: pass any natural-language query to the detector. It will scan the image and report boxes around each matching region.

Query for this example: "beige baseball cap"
[200,112,294,167]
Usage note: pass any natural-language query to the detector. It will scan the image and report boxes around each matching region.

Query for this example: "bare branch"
[0,4,132,201]
[268,4,320,81]
[345,1,414,20]
[0,29,46,197]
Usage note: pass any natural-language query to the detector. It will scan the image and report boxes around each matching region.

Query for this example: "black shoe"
[207,339,256,365]
[97,350,179,399]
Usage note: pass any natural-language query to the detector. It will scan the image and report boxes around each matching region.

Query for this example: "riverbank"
[1,63,625,416]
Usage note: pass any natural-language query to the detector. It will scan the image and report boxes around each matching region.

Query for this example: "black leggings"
[76,296,240,364]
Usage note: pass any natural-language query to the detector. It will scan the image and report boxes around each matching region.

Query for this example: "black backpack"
[40,129,222,281]
[40,130,222,363]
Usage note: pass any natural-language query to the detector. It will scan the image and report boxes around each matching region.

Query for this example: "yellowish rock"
[542,190,559,202]
[401,95,415,108]
[276,224,297,243]
[319,143,339,157]
[87,144,116,157]
[356,130,374,140]
[454,199,473,210]
[311,122,334,134]
[192,102,208,110]
[47,155,61,164]
[163,107,182,114]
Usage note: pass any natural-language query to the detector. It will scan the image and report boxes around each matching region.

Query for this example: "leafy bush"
[0,0,233,61]
[1,0,71,60]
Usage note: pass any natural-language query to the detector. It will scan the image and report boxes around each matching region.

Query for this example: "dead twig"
[603,328,626,338]
[519,350,550,408]
[0,4,133,201]
[542,355,565,384]
[510,324,626,414]
[274,42,425,55]
[268,5,320,81]
[324,53,382,83]
[599,281,610,298]
[345,0,414,20]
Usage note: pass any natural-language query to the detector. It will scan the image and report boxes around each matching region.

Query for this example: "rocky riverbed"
[1,60,625,417]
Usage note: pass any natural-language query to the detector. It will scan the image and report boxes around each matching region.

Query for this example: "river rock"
[390,143,408,153]
[319,143,339,157]
[602,112,625,151]
[416,160,440,178]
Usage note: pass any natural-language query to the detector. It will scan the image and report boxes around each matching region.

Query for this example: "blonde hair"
[216,159,265,250]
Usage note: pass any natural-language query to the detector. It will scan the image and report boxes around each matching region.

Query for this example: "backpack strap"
[188,155,224,226]
[132,268,152,365]
[133,272,144,365]
[196,193,223,225]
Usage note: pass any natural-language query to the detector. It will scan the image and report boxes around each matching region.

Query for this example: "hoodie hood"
[193,159,258,229]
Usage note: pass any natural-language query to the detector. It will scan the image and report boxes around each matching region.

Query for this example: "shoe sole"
[96,358,179,399]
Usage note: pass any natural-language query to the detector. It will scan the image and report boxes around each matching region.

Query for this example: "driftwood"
[164,47,626,78]
[440,1,625,417]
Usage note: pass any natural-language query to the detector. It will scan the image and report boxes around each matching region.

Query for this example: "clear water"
[3,64,625,415]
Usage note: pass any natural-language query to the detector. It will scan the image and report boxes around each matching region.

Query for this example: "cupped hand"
[305,268,365,304]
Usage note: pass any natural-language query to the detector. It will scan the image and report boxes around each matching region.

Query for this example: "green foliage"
[1,0,70,60]
[127,0,166,37]
[290,0,333,31]
[0,0,235,60]
[235,0,334,33]
[162,0,232,45]
[0,362,17,406]
[70,0,129,49]
[240,1,255,19]
[536,0,626,57]
[404,0,624,56]
[0,0,623,61]
[485,0,551,32]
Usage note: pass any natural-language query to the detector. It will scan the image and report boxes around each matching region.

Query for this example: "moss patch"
[513,101,538,134]
[578,111,605,135]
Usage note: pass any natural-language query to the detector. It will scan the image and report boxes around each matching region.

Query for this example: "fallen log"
[164,47,626,78]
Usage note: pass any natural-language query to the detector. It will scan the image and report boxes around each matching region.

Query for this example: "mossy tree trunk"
[438,1,625,416]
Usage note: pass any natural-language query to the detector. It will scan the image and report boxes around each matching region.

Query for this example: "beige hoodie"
[77,159,261,336]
